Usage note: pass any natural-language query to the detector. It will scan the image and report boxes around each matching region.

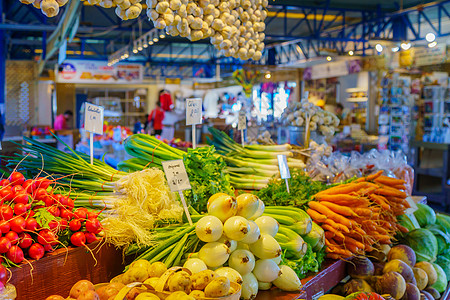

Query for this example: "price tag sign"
[238,111,247,130]
[85,103,104,135]
[186,98,202,125]
[277,154,291,179]
[162,160,192,192]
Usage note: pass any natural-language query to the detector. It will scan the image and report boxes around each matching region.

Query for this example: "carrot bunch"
[306,170,411,260]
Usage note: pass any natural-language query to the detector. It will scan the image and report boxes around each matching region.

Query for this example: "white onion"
[254,216,279,237]
[272,255,282,265]
[198,242,230,268]
[241,273,258,300]
[248,234,282,259]
[217,235,237,252]
[249,200,265,220]
[240,220,260,244]
[272,265,302,291]
[215,267,243,284]
[253,259,281,283]
[228,249,255,275]
[207,193,237,222]
[183,258,207,274]
[236,193,259,218]
[236,241,250,250]
[223,216,250,241]
[258,281,272,290]
[195,215,223,242]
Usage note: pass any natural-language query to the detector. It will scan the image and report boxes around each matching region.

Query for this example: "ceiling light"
[326,56,332,61]
[133,49,138,53]
[143,43,148,48]
[428,41,437,48]
[348,50,354,56]
[149,41,154,45]
[153,38,159,42]
[401,42,411,50]
[426,33,436,43]
[265,72,271,79]
[160,34,165,39]
[375,44,383,52]
[391,46,400,52]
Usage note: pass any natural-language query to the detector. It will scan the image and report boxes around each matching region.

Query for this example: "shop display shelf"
[10,242,123,300]
[256,259,346,300]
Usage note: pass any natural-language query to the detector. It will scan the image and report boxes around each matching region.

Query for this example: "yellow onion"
[195,215,223,242]
[223,216,250,241]
[207,193,237,223]
[198,242,230,268]
[249,234,282,259]
[236,193,259,219]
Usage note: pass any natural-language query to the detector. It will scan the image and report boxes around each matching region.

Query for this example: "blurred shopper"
[148,101,165,136]
[54,110,73,131]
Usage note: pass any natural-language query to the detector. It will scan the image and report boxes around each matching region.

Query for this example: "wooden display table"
[10,242,124,300]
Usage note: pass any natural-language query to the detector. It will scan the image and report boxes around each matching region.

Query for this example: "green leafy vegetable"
[33,208,56,229]
[281,244,326,279]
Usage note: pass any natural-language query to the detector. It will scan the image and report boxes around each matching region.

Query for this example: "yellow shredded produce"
[102,168,184,248]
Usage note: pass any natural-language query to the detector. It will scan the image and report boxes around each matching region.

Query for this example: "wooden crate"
[10,242,124,300]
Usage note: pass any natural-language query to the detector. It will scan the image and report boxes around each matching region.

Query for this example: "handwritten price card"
[85,103,104,135]
[162,159,192,192]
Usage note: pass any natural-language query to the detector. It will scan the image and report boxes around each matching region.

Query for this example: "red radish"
[67,198,74,210]
[84,232,98,244]
[0,189,13,203]
[55,195,68,208]
[60,209,73,220]
[37,229,58,245]
[11,185,24,194]
[0,221,9,234]
[70,232,86,247]
[28,243,45,260]
[33,188,47,201]
[5,231,18,244]
[0,265,8,285]
[87,211,98,219]
[85,218,102,234]
[44,244,54,252]
[69,219,81,231]
[0,179,9,187]
[48,220,58,231]
[7,245,24,263]
[25,218,38,231]
[74,208,88,220]
[0,206,13,221]
[9,172,25,186]
[36,178,51,190]
[18,233,32,248]
[0,237,11,253]
[13,203,29,216]
[43,196,54,207]
[28,210,35,218]
[22,179,36,194]
[13,192,29,205]
[59,219,68,231]
[10,217,26,233]
[47,206,60,217]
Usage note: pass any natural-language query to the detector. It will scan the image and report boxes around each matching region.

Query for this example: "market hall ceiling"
[0,0,447,67]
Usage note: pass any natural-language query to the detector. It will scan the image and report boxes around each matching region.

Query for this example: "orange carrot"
[374,186,407,198]
[356,170,383,182]
[356,186,377,196]
[322,224,345,239]
[326,253,343,260]
[373,234,391,244]
[306,208,327,222]
[316,182,369,196]
[320,201,358,217]
[308,201,352,227]
[315,194,358,202]
[369,194,391,210]
[324,219,350,233]
[353,207,375,216]
[396,224,409,233]
[374,175,406,186]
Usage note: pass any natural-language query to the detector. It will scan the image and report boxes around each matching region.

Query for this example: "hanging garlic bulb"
[19,0,35,5]
[33,0,42,8]
[126,3,142,19]
[99,0,113,8]
[41,0,59,17]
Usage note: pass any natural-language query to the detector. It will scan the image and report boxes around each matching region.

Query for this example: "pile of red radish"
[0,171,102,265]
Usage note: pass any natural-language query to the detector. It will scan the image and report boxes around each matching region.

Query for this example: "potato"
[413,267,428,290]
[204,277,230,298]
[110,274,124,284]
[189,290,205,299]
[191,270,218,290]
[125,287,140,300]
[148,262,167,278]
[45,296,65,300]
[70,280,95,298]
[97,282,125,300]
[135,292,160,300]
[77,290,100,300]
[143,277,159,289]
[168,271,192,293]
[165,291,195,300]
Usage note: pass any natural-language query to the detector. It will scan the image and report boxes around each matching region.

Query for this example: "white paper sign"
[186,98,202,125]
[85,103,104,135]
[277,154,291,179]
[238,111,247,130]
[162,159,192,192]
[404,196,419,215]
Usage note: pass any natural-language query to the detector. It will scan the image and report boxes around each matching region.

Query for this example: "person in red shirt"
[148,101,165,135]
[54,110,73,131]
